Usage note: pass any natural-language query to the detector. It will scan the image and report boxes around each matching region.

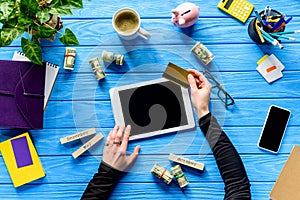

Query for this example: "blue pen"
[272,17,285,31]
[285,16,293,25]
[254,10,262,22]
[262,20,270,26]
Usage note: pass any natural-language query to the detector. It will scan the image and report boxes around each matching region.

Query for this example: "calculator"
[218,0,254,23]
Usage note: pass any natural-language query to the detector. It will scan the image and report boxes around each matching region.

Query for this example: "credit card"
[163,62,189,87]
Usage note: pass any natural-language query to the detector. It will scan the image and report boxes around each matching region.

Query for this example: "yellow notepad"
[0,132,45,187]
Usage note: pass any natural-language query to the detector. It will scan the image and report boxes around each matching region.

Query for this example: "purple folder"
[0,60,45,129]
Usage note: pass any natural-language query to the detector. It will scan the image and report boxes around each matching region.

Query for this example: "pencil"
[275,30,300,35]
[260,28,284,49]
[273,22,286,33]
[270,33,296,41]
[255,19,265,43]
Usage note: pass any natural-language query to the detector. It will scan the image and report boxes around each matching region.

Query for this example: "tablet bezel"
[109,78,195,140]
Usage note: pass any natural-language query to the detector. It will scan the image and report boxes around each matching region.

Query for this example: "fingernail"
[126,124,131,129]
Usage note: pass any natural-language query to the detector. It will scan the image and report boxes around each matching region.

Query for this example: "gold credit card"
[163,62,189,87]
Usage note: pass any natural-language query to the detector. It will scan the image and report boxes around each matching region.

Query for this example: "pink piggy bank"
[171,2,200,28]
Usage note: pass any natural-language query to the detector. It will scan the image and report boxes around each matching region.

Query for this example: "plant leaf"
[36,9,51,24]
[0,2,15,21]
[20,0,41,17]
[59,28,79,45]
[49,8,73,15]
[1,5,18,26]
[17,13,33,29]
[50,0,83,9]
[33,25,56,38]
[1,17,18,28]
[0,28,23,46]
[21,37,43,65]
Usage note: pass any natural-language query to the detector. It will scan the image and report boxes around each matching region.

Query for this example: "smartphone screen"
[258,105,291,153]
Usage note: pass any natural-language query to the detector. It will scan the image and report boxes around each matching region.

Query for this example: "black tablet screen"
[118,81,188,136]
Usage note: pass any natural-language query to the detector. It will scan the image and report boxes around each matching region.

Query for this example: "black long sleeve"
[81,112,251,199]
[199,113,251,199]
[81,161,123,200]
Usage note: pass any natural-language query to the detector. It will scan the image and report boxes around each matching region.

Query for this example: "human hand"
[187,69,212,118]
[103,125,140,172]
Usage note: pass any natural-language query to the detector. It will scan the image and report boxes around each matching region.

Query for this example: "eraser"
[72,133,104,159]
[60,128,96,144]
[169,153,205,171]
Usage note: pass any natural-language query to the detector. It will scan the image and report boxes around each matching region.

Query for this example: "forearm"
[199,113,251,199]
[81,161,123,200]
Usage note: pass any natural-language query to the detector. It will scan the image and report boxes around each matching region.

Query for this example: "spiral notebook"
[12,51,60,110]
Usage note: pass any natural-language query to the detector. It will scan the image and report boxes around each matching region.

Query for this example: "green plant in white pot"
[0,0,82,65]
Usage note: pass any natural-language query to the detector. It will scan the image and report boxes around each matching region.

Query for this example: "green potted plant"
[0,0,82,65]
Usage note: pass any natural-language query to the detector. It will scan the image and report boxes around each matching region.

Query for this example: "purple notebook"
[11,136,33,168]
[0,60,45,129]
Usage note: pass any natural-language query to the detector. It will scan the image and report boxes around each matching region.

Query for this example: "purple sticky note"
[11,136,33,168]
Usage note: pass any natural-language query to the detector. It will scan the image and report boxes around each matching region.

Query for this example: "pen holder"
[248,9,285,44]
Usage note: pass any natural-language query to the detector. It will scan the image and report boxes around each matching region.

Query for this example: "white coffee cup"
[112,8,151,40]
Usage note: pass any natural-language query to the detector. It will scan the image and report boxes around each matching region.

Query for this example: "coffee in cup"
[112,8,150,40]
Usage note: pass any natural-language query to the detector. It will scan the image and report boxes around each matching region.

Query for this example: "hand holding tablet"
[109,64,214,140]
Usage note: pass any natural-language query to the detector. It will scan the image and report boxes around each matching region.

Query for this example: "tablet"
[109,78,195,140]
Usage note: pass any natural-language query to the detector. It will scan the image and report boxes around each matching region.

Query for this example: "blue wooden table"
[1,0,300,199]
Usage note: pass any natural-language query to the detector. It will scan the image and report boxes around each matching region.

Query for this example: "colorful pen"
[255,19,265,43]
[273,22,286,33]
[261,20,273,29]
[270,33,296,41]
[285,16,293,25]
[269,15,282,20]
[254,10,263,22]
[264,6,271,20]
[275,30,300,35]
[272,17,285,31]
[260,28,284,49]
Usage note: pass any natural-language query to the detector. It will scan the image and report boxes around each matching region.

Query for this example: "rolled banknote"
[171,164,189,188]
[101,50,124,66]
[191,41,215,65]
[151,163,174,184]
[89,57,106,81]
[64,47,76,70]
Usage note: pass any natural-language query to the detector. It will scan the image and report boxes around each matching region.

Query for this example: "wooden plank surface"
[0,0,300,199]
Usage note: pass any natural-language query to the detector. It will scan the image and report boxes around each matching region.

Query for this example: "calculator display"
[224,0,233,10]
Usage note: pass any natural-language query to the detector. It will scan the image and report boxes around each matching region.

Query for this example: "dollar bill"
[89,57,106,80]
[114,53,124,65]
[191,41,215,65]
[64,47,76,70]
[151,163,174,184]
[102,50,124,66]
[102,51,114,63]
[171,165,189,188]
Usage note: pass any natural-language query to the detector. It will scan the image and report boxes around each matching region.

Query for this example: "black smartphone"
[257,105,291,153]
